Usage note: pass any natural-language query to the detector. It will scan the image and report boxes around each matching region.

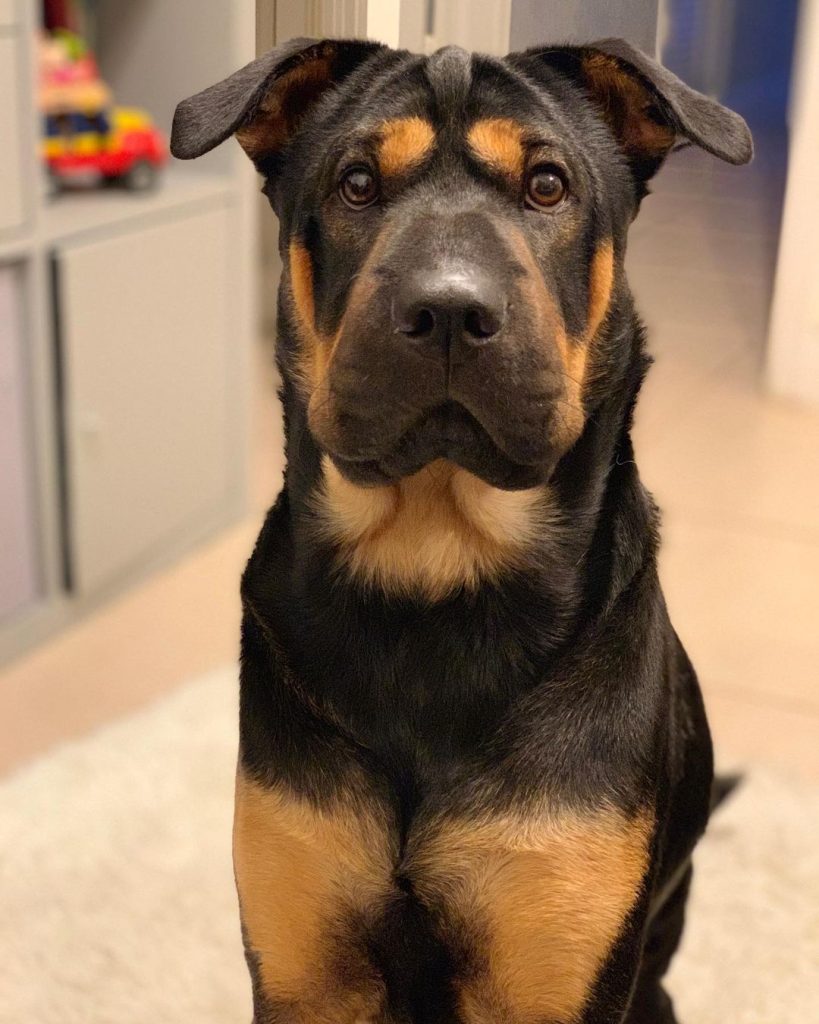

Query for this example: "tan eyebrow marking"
[467,117,527,178]
[377,116,436,176]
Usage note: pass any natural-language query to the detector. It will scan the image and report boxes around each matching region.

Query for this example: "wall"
[767,0,819,405]
[509,0,658,54]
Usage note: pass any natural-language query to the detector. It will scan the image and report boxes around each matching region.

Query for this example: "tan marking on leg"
[377,116,435,177]
[234,770,394,1020]
[410,806,653,1023]
[467,118,527,179]
[315,457,551,601]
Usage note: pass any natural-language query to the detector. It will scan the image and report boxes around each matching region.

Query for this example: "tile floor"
[630,136,819,779]
[2,134,817,780]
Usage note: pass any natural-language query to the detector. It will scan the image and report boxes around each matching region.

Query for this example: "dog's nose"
[392,266,506,350]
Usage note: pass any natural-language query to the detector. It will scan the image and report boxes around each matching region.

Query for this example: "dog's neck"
[314,457,556,603]
[237,302,657,806]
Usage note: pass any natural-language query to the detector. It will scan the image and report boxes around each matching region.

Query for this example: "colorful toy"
[38,32,167,192]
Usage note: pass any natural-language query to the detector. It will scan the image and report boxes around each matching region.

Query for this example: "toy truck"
[43,104,167,191]
[39,32,167,191]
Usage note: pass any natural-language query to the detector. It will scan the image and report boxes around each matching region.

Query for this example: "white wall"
[509,0,658,55]
[367,0,401,46]
[426,0,511,55]
[767,0,819,405]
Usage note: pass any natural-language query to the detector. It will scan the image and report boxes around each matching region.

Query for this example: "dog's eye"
[339,166,379,208]
[525,166,567,210]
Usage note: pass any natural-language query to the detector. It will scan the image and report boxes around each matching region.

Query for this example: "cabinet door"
[0,1,17,27]
[0,264,40,619]
[0,36,27,233]
[56,206,232,595]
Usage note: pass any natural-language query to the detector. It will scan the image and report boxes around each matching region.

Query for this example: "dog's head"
[173,38,751,492]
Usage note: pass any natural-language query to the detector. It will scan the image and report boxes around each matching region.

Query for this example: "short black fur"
[172,36,752,1024]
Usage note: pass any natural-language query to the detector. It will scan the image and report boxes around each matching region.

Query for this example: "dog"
[171,36,752,1024]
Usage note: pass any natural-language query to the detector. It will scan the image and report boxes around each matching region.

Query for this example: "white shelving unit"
[0,0,257,663]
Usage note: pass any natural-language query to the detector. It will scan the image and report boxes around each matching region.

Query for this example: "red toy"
[39,32,167,191]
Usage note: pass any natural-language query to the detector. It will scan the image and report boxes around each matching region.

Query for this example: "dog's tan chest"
[233,773,395,1022]
[234,771,652,1023]
[407,808,653,1023]
[317,457,551,601]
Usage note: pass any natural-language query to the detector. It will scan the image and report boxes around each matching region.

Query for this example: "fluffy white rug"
[1,666,817,1023]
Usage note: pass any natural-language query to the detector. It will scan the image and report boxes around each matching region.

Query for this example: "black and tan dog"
[171,36,751,1024]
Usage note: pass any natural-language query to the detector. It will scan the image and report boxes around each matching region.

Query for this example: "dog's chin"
[325,402,556,491]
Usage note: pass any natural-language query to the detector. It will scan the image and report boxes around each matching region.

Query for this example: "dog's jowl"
[172,35,751,1024]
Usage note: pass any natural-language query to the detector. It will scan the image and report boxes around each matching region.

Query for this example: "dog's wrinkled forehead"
[316,48,527,159]
[291,49,592,220]
[171,37,752,199]
[426,44,472,106]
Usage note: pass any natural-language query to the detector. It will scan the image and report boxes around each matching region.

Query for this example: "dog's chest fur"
[168,31,751,1024]
[235,766,652,1024]
[235,497,663,1023]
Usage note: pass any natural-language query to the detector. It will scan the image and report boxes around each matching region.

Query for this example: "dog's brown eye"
[339,166,379,208]
[526,167,567,210]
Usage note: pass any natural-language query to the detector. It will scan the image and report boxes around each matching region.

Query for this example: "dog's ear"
[516,37,753,181]
[171,38,385,171]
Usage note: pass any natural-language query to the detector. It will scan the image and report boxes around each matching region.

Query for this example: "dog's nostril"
[464,304,503,340]
[393,300,437,338]
[407,307,435,338]
[392,267,506,348]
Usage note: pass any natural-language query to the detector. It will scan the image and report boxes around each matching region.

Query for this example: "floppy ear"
[171,37,385,171]
[519,37,753,181]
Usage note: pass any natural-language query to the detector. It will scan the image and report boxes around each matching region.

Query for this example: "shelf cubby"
[0,0,257,664]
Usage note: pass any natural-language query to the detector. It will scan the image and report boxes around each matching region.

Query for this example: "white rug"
[1,666,817,1024]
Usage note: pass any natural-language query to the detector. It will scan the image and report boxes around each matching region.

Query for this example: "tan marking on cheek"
[288,239,324,393]
[289,239,316,337]
[557,238,616,401]
[306,222,394,434]
[315,457,551,601]
[410,807,653,1023]
[506,226,585,446]
[506,228,566,348]
[467,118,526,178]
[587,239,615,342]
[233,770,393,1017]
[377,116,435,177]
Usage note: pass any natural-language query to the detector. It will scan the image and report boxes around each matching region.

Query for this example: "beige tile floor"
[631,138,819,778]
[2,137,817,780]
